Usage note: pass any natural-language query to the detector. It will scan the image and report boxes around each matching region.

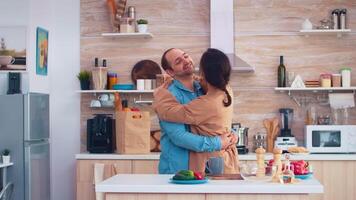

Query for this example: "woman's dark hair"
[200,48,232,107]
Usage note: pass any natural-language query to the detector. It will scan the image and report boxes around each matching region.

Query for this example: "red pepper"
[193,172,204,180]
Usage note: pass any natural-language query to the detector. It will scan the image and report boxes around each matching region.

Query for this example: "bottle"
[340,9,347,29]
[277,56,286,87]
[282,154,294,184]
[332,9,339,29]
[121,100,131,112]
[94,57,99,67]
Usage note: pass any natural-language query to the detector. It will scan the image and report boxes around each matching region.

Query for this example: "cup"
[144,79,152,90]
[0,56,15,66]
[108,94,115,101]
[136,79,145,90]
[98,94,109,101]
[205,157,224,175]
[90,99,101,108]
[287,71,295,87]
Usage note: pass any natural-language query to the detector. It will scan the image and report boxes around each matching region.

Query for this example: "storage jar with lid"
[320,73,332,87]
[331,74,342,87]
[341,68,351,87]
[107,72,118,89]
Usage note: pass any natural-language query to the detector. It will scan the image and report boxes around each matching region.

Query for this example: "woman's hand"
[220,132,238,150]
[193,74,208,93]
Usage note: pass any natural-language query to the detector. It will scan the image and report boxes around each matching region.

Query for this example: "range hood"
[210,0,255,73]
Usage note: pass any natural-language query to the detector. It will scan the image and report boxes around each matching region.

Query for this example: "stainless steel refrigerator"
[0,93,50,200]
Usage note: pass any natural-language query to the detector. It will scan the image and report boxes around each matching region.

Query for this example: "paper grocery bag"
[115,111,150,154]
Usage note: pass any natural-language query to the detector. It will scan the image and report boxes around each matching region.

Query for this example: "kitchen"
[1,0,356,200]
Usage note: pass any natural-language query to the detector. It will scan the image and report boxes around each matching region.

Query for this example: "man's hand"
[220,132,238,150]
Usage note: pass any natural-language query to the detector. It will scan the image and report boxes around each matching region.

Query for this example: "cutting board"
[208,174,243,180]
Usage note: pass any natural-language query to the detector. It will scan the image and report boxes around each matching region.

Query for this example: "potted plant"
[2,149,10,164]
[77,70,91,90]
[137,19,148,33]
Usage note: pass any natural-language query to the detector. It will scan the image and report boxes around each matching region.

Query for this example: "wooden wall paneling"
[234,0,356,32]
[233,35,356,88]
[132,160,159,174]
[81,0,210,36]
[80,0,356,151]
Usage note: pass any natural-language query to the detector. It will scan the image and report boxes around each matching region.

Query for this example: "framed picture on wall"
[36,27,48,76]
[0,26,27,71]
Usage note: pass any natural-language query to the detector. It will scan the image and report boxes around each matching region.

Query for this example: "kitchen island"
[96,174,323,200]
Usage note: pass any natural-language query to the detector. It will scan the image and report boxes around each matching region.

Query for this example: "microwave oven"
[305,125,356,153]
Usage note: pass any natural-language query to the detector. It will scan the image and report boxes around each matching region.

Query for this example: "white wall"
[0,0,28,26]
[27,0,52,93]
[49,0,80,199]
[0,0,29,94]
[1,0,80,200]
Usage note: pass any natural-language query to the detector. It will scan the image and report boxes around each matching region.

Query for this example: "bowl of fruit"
[170,170,208,184]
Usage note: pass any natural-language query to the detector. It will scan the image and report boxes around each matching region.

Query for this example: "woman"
[153,48,239,174]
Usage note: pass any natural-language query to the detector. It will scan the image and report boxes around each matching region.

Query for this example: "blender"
[275,108,298,152]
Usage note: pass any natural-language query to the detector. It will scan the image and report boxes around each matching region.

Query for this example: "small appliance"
[275,108,298,151]
[305,125,356,153]
[232,123,249,154]
[87,114,115,153]
[7,72,21,94]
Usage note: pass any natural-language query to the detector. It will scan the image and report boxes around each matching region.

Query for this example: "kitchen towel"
[329,93,355,109]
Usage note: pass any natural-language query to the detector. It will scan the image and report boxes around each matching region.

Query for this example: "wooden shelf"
[275,87,356,92]
[101,32,153,39]
[77,90,154,94]
[300,29,351,37]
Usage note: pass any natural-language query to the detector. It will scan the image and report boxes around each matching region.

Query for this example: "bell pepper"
[193,172,204,180]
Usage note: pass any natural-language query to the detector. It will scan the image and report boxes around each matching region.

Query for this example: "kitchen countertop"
[96,174,323,194]
[76,152,356,161]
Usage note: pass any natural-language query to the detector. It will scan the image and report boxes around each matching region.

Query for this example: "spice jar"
[341,68,351,87]
[331,74,341,87]
[320,73,332,87]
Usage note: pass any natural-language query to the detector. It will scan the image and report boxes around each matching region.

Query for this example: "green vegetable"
[173,170,195,180]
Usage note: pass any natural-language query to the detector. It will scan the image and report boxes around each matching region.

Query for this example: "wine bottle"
[277,56,286,87]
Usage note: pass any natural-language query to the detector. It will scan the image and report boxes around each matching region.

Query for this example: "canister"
[108,72,118,89]
[320,73,332,88]
[341,68,351,87]
[331,74,341,87]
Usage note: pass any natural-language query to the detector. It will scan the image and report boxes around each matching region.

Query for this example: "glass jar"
[107,72,118,89]
[341,68,351,87]
[320,73,332,87]
[331,74,342,87]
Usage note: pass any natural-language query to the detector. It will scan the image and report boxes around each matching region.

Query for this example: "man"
[156,48,236,174]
